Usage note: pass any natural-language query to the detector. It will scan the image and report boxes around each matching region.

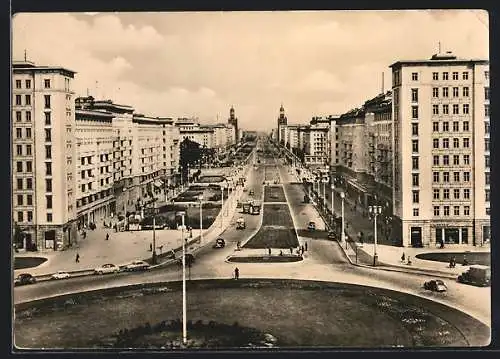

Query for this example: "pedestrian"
[75,253,80,263]
[106,233,109,241]
[234,267,239,280]
[149,243,153,252]
[279,250,283,256]
[407,256,412,265]
[462,255,469,266]
[401,252,405,263]
[268,247,271,255]
[301,245,305,255]
[290,247,293,255]
[82,230,86,239]
[305,242,308,251]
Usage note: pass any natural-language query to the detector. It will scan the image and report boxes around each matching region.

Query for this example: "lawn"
[14,279,489,349]
[156,204,221,229]
[264,186,286,202]
[415,252,490,266]
[14,257,47,270]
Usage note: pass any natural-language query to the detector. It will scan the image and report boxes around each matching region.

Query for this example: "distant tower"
[277,104,288,144]
[228,105,239,142]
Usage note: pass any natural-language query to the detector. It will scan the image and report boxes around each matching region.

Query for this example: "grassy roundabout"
[415,252,490,266]
[14,279,490,349]
[264,186,287,202]
[14,256,47,270]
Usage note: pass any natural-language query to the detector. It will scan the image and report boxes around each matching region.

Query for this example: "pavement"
[14,164,251,278]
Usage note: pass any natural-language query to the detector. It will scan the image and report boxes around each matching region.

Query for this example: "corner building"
[391,52,490,247]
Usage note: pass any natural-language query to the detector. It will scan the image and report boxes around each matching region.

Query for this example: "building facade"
[391,52,490,247]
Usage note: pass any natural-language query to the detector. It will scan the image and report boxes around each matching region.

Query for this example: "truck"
[457,265,491,287]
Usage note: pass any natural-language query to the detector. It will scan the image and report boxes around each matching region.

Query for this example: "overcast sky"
[12,10,488,131]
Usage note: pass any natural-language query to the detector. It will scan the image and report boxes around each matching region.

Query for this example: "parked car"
[327,231,337,240]
[423,279,447,292]
[458,265,491,287]
[124,260,150,272]
[213,238,226,248]
[94,263,120,275]
[14,273,36,286]
[236,217,246,230]
[51,271,70,280]
[307,221,316,231]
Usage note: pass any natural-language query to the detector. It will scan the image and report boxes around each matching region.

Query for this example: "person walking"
[234,267,240,280]
[301,245,305,255]
[106,233,109,241]
[289,247,293,255]
[268,247,271,256]
[305,242,308,251]
[401,252,406,263]
[75,253,80,263]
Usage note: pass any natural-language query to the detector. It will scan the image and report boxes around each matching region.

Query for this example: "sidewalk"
[14,164,251,277]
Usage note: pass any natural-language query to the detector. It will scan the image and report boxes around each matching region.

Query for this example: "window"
[463,138,469,148]
[16,128,22,138]
[433,105,439,115]
[44,95,51,109]
[463,72,469,80]
[27,210,33,222]
[25,95,31,106]
[485,87,490,101]
[485,71,490,80]
[412,190,419,203]
[15,95,21,105]
[454,171,460,182]
[443,72,449,80]
[443,155,449,165]
[453,138,459,148]
[15,79,22,88]
[433,172,440,182]
[463,155,470,165]
[17,178,23,190]
[411,88,418,102]
[485,139,490,151]
[81,184,86,192]
[453,87,459,97]
[46,162,52,175]
[43,112,51,126]
[412,156,419,170]
[464,188,470,199]
[44,79,51,88]
[45,129,51,142]
[434,206,440,216]
[15,111,22,122]
[45,145,52,159]
[17,194,23,206]
[46,179,52,192]
[18,212,23,222]
[443,172,450,182]
[485,122,490,134]
[454,189,460,199]
[16,161,23,172]
[454,206,460,216]
[452,121,459,132]
[412,140,419,153]
[442,122,449,132]
[432,72,439,80]
[26,178,32,189]
[485,155,490,168]
[442,138,449,148]
[442,87,449,97]
[47,213,53,222]
[433,189,440,199]
[26,161,32,172]
[25,79,31,88]
[26,128,31,138]
[485,189,490,202]
[485,105,490,117]
[453,104,459,114]
[412,72,418,81]
[26,194,32,206]
[412,123,419,135]
[412,173,419,186]
[463,87,469,97]
[443,189,450,199]
[443,206,450,216]
[433,155,439,165]
[463,172,470,182]
[452,72,459,80]
[433,122,439,132]
[453,155,459,165]
[463,121,469,131]
[433,138,439,148]
[413,208,419,217]
[46,195,53,209]
[463,104,469,114]
[443,104,449,115]
[16,144,22,156]
[26,111,31,122]
[412,106,418,119]
[432,88,439,97]
[464,206,470,216]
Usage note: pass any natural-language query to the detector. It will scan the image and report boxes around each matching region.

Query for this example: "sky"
[12,10,489,132]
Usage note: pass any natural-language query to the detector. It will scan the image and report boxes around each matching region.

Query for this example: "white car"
[51,271,70,280]
[94,263,120,275]
[124,260,150,272]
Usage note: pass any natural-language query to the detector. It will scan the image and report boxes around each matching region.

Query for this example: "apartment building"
[303,117,330,168]
[12,61,78,251]
[391,51,490,247]
[286,124,299,149]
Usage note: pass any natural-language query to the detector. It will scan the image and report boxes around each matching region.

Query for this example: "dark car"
[213,238,226,248]
[327,231,337,240]
[307,221,316,231]
[423,279,447,292]
[14,273,36,286]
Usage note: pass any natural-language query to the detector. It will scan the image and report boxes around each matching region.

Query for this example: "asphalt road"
[13,153,491,329]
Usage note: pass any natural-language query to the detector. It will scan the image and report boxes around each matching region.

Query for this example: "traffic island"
[14,256,48,270]
[227,255,303,263]
[14,279,490,349]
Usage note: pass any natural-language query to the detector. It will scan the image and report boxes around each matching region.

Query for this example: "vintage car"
[236,217,246,230]
[213,238,226,248]
[94,263,121,275]
[457,265,491,287]
[14,273,37,286]
[307,221,316,231]
[51,271,71,280]
[124,260,150,272]
[423,279,447,292]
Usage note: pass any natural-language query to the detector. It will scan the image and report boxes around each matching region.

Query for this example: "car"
[14,273,36,286]
[307,221,316,231]
[51,271,70,280]
[458,265,491,287]
[423,279,447,292]
[213,238,226,248]
[327,231,337,240]
[236,218,246,230]
[94,263,120,275]
[124,260,150,272]
[249,190,255,196]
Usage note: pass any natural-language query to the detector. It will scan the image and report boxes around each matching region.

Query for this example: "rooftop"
[390,51,488,68]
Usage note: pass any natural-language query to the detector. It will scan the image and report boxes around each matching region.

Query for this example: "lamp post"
[176,211,187,345]
[180,165,183,191]
[322,179,326,208]
[330,183,335,217]
[368,205,382,266]
[340,192,346,249]
[198,195,203,243]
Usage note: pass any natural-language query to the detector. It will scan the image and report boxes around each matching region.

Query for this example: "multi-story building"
[12,60,78,251]
[286,124,299,149]
[228,106,239,143]
[303,117,330,168]
[391,51,490,247]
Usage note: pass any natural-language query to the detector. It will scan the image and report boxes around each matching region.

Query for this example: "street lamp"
[198,195,203,243]
[322,178,326,207]
[330,182,335,217]
[368,205,382,266]
[176,210,187,345]
[340,191,346,249]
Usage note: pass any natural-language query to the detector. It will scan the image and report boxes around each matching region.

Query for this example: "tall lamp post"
[368,205,382,266]
[322,178,326,208]
[176,211,187,345]
[330,182,335,217]
[180,165,184,191]
[340,191,346,249]
[198,195,203,243]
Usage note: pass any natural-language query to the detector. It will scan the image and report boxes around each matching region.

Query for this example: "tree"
[180,138,202,182]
